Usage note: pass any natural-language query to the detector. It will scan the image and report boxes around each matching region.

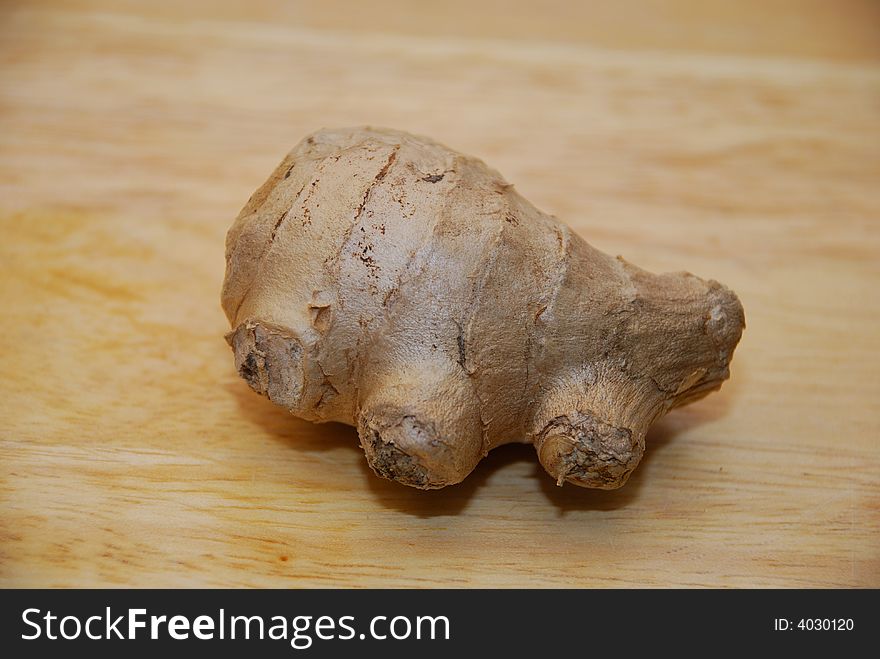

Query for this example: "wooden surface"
[1,0,878,588]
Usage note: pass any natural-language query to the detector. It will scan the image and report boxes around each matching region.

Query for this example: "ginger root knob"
[222,127,744,490]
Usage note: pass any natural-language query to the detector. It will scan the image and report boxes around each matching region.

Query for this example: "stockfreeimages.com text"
[22,608,450,649]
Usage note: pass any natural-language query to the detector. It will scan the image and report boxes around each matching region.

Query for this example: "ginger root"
[222,127,745,490]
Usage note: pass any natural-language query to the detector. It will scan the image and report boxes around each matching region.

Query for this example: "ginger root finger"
[222,126,745,490]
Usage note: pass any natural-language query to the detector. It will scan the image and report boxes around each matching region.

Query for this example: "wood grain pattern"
[1,1,878,587]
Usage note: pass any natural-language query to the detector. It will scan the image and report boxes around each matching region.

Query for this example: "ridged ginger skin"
[222,127,745,490]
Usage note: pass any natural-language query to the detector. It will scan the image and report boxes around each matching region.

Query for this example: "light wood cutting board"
[1,0,878,587]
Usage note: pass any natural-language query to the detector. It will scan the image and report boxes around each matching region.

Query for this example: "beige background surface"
[1,0,878,587]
